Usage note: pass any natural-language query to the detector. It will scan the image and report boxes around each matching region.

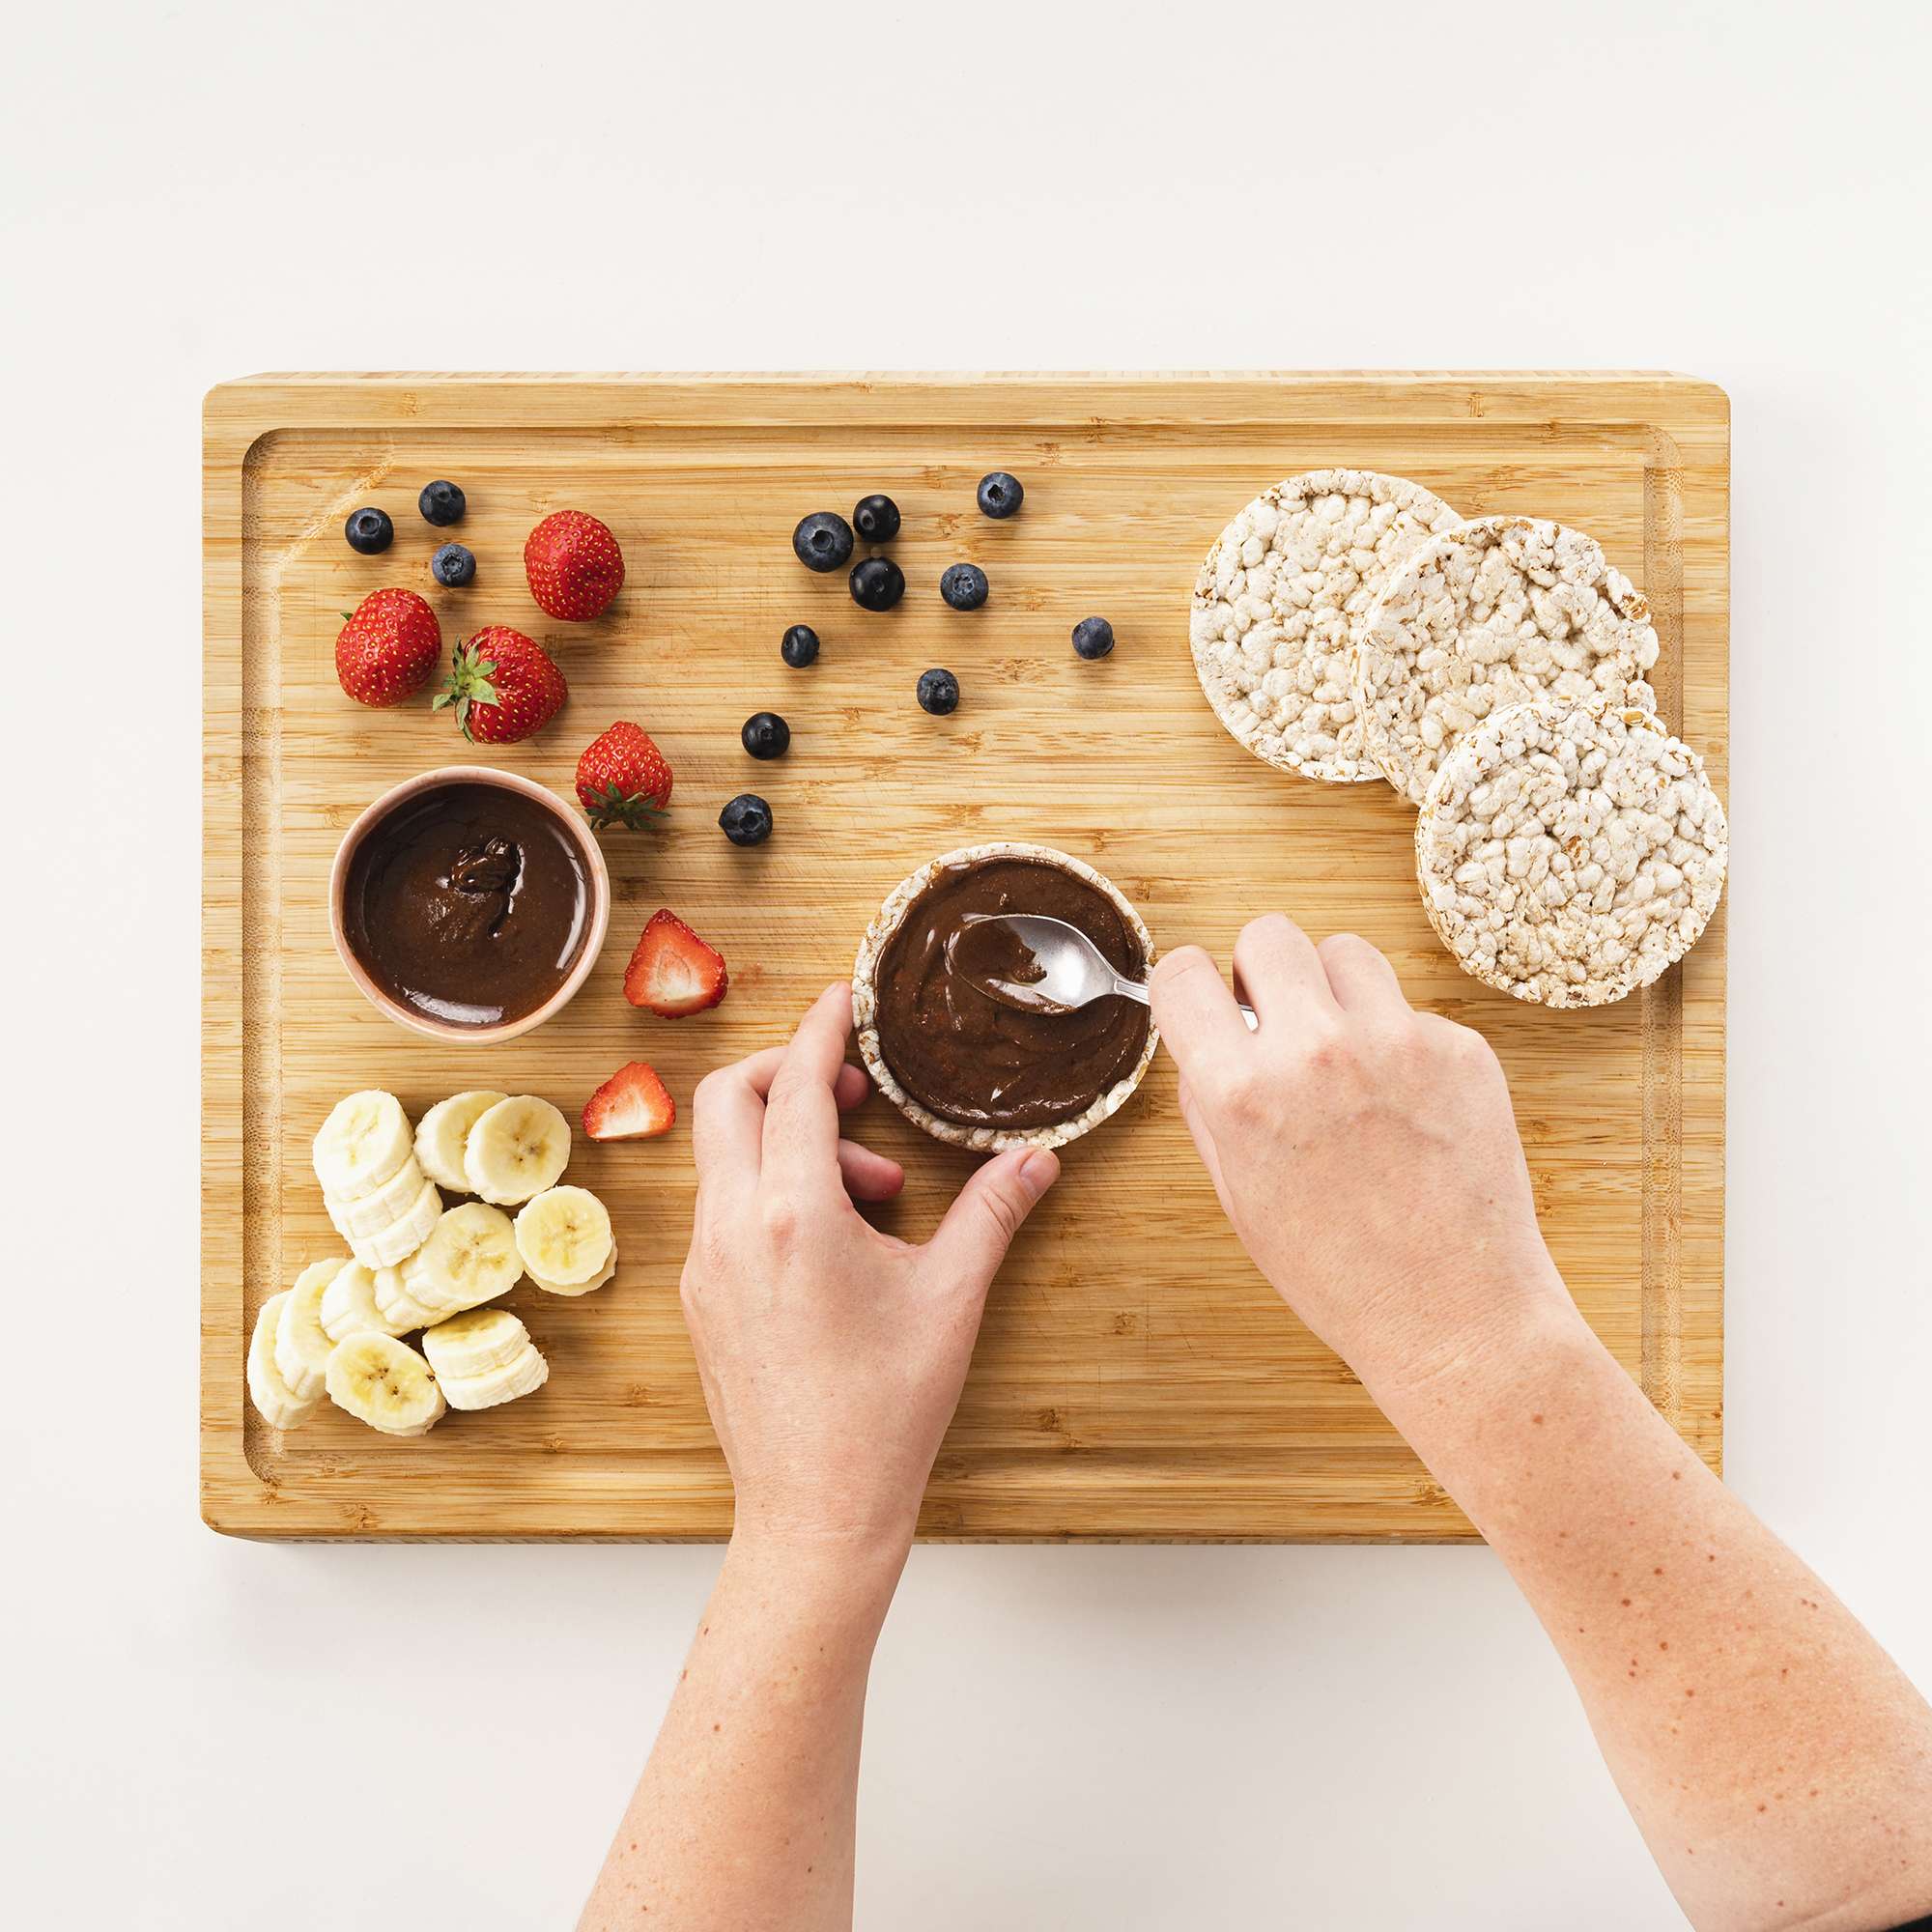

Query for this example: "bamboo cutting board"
[202,373,1727,1541]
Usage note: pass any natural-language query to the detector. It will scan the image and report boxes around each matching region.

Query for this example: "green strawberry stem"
[433,644,500,741]
[583,784,670,831]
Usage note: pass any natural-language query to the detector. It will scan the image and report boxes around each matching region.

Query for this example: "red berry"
[434,627,567,744]
[582,1062,676,1141]
[525,510,625,620]
[622,911,727,1017]
[334,589,441,708]
[575,723,673,829]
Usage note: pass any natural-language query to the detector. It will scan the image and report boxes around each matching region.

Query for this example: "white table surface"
[6,2,1928,1923]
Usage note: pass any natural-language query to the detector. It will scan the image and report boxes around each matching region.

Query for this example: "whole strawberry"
[525,510,625,620]
[576,723,672,829]
[435,627,567,743]
[334,589,441,708]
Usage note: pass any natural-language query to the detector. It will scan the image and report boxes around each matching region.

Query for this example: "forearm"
[581,1534,905,1932]
[1366,1295,1932,1932]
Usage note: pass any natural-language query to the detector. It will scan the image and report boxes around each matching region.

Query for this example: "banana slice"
[247,1291,320,1431]
[464,1094,570,1206]
[320,1261,410,1342]
[372,1264,445,1333]
[423,1311,550,1410]
[312,1091,412,1203]
[274,1258,342,1398]
[325,1333,445,1436]
[513,1185,612,1287]
[526,1240,618,1299]
[402,1201,523,1316]
[325,1154,428,1239]
[443,1347,549,1411]
[349,1176,443,1271]
[414,1090,508,1193]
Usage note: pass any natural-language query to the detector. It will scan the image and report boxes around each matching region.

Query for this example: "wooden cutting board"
[201,373,1727,1541]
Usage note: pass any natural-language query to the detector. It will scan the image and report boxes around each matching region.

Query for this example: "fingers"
[691,1059,769,1192]
[1317,932,1410,1018]
[761,982,861,1184]
[923,1147,1059,1293]
[838,1138,904,1203]
[1148,947,1251,1069]
[727,1046,873,1112]
[692,1000,876,1194]
[1231,914,1335,1026]
[1174,1071,1233,1220]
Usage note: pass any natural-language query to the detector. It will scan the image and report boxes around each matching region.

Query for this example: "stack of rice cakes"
[1190,483,1725,1009]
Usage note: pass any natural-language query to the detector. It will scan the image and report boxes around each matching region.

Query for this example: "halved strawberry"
[622,910,727,1017]
[582,1062,676,1141]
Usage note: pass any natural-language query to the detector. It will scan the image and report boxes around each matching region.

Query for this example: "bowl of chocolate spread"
[853,842,1159,1151]
[329,766,610,1043]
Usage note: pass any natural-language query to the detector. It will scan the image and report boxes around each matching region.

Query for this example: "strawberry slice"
[622,910,728,1017]
[582,1062,676,1141]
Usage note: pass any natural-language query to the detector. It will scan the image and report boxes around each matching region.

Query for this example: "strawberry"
[435,627,567,743]
[576,723,672,829]
[525,510,625,621]
[582,1062,676,1141]
[334,589,441,707]
[623,910,728,1017]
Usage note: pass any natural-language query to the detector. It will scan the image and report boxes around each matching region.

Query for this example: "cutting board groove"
[202,373,1727,1541]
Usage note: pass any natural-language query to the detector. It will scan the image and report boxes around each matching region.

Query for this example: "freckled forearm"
[580,1538,905,1932]
[1370,1305,1932,1930]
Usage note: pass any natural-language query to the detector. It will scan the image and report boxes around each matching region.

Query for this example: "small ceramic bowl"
[328,765,610,1045]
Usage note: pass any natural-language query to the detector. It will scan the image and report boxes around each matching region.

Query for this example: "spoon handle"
[1114,976,1260,1032]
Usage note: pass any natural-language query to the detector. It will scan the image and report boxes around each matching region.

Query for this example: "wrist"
[723,1524,909,1631]
[1355,1268,1597,1424]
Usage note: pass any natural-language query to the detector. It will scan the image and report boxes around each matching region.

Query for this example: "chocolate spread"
[342,781,590,1028]
[873,858,1150,1129]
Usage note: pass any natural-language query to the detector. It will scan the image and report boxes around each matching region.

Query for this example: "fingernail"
[1017,1150,1058,1199]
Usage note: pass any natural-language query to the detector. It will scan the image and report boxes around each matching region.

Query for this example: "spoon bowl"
[960,912,1257,1029]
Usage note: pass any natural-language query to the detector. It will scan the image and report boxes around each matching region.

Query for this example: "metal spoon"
[960,913,1259,1030]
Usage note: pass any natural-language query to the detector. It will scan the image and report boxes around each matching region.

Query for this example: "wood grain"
[202,373,1728,1541]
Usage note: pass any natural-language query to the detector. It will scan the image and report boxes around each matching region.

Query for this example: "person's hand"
[1149,918,1579,1394]
[681,981,1059,1561]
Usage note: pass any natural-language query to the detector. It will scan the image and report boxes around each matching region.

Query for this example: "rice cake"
[853,841,1160,1153]
[1415,699,1727,1009]
[1354,515,1660,809]
[1189,469,1463,782]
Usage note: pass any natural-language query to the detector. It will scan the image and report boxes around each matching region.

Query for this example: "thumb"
[924,1147,1059,1292]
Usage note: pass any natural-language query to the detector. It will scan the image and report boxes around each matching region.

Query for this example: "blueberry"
[849,555,905,611]
[741,711,791,759]
[720,793,774,846]
[1071,615,1115,660]
[976,470,1023,520]
[793,511,855,573]
[939,562,989,611]
[418,480,467,526]
[345,507,394,554]
[432,543,476,587]
[917,668,960,715]
[781,623,820,668]
[852,493,900,542]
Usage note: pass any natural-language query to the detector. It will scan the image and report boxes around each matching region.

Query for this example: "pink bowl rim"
[327,764,611,1046]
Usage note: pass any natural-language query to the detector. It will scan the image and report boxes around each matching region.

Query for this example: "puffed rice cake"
[1354,515,1660,809]
[1415,699,1727,1008]
[1189,469,1463,783]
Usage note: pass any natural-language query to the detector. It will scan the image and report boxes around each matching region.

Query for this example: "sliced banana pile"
[245,1088,616,1437]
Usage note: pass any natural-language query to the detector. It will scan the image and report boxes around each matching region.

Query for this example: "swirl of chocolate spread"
[873,858,1150,1129]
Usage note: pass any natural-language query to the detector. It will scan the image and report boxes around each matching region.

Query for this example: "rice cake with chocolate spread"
[853,843,1159,1152]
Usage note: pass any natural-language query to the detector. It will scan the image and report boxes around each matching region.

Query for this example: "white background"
[5,2,1929,1925]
